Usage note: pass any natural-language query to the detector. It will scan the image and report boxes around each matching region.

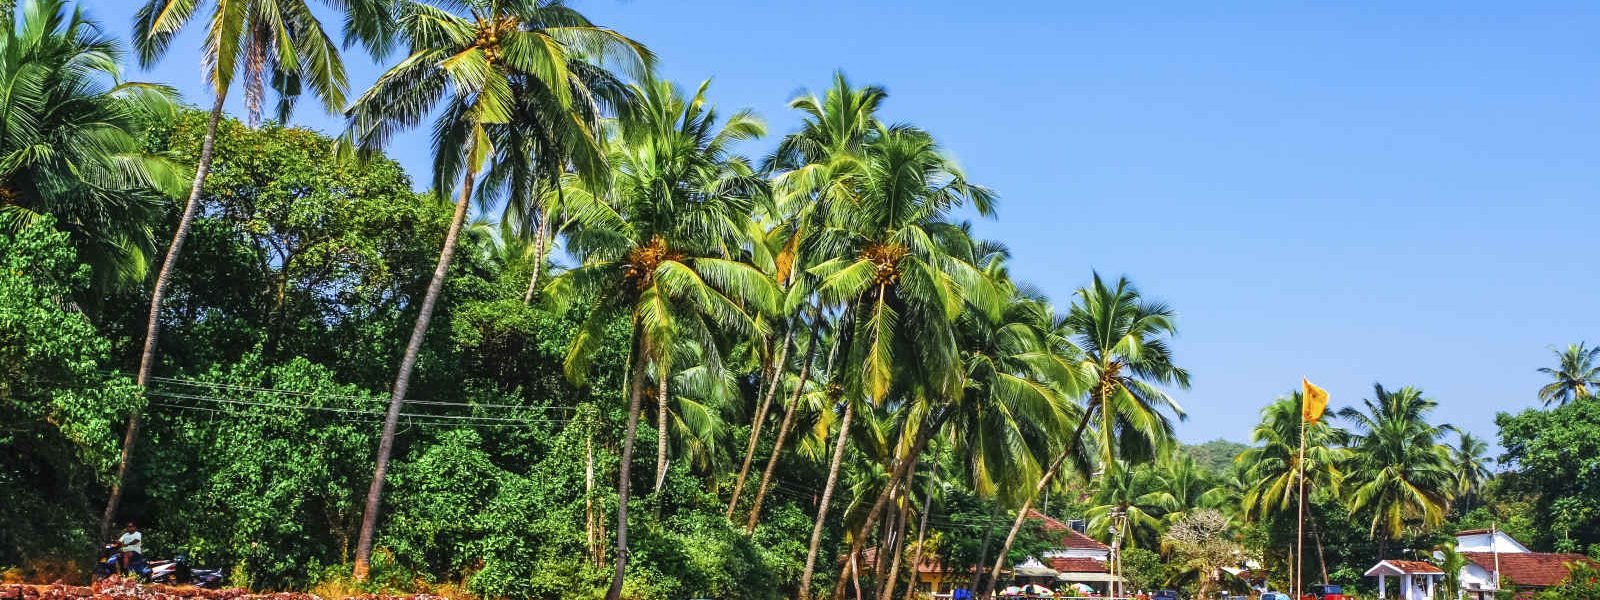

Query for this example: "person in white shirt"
[117,522,143,575]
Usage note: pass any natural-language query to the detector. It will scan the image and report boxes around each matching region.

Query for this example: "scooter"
[92,543,150,580]
[149,555,225,588]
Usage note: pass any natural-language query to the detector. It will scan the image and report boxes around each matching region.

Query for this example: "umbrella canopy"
[1021,584,1054,596]
[1000,586,1025,596]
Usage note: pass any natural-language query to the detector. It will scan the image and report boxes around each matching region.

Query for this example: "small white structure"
[1364,560,1443,600]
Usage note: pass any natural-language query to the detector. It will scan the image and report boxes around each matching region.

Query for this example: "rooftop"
[1025,509,1110,551]
[1462,552,1599,588]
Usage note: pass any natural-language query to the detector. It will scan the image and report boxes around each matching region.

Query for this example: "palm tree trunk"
[835,416,946,600]
[747,318,821,531]
[605,330,649,600]
[353,144,479,581]
[1312,517,1329,584]
[979,451,1072,600]
[879,458,917,600]
[728,322,794,519]
[798,399,854,600]
[102,93,227,537]
[654,369,669,494]
[874,484,898,584]
[980,408,1095,600]
[521,213,550,303]
[970,503,1000,591]
[586,424,597,566]
[901,475,935,600]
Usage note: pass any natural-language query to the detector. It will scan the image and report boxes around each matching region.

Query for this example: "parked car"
[1152,591,1179,600]
[1261,593,1292,600]
[1302,585,1345,600]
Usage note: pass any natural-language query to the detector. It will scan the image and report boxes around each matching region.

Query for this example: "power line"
[148,391,570,424]
[147,375,577,411]
[147,401,556,428]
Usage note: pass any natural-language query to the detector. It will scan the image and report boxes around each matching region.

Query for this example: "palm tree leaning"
[800,126,998,600]
[1537,342,1600,406]
[476,61,635,303]
[343,0,649,580]
[105,0,375,536]
[0,0,182,298]
[731,73,887,532]
[548,77,774,600]
[981,274,1189,599]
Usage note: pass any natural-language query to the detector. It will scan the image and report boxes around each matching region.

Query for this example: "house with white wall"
[1367,529,1597,599]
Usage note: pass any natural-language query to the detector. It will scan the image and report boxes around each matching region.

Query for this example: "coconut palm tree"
[476,65,636,303]
[547,77,775,600]
[106,0,378,536]
[343,0,650,580]
[0,0,181,296]
[1237,391,1349,586]
[1537,343,1600,406]
[798,125,997,600]
[980,274,1188,598]
[1238,392,1349,522]
[1450,431,1491,511]
[727,72,888,525]
[1337,384,1457,556]
[1070,274,1190,468]
[1086,461,1175,549]
[948,278,1091,600]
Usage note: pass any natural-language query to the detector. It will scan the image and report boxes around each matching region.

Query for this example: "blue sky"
[80,0,1599,450]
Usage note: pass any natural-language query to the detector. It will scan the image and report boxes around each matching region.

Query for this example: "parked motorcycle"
[93,545,223,588]
[92,543,149,580]
[149,555,225,588]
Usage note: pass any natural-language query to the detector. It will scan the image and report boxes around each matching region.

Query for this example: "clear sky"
[80,0,1600,449]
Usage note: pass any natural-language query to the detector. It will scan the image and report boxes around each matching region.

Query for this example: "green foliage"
[0,0,181,296]
[1181,440,1249,476]
[1119,547,1169,592]
[1497,397,1600,552]
[0,218,141,566]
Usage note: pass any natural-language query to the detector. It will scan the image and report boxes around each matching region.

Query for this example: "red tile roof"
[1025,509,1109,550]
[1046,557,1108,574]
[1383,560,1444,574]
[1462,552,1600,588]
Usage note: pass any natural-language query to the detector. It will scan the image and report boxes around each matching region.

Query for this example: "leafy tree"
[1182,439,1250,476]
[0,218,140,566]
[110,0,383,536]
[1119,547,1170,593]
[1498,396,1600,553]
[1537,343,1600,407]
[1162,508,1244,598]
[343,0,650,581]
[0,0,180,297]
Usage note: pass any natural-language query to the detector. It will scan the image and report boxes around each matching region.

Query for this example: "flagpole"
[1296,417,1307,600]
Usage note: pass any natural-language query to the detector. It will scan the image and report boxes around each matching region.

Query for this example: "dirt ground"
[0,579,444,600]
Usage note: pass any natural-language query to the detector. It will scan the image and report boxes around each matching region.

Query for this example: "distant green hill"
[1181,439,1250,475]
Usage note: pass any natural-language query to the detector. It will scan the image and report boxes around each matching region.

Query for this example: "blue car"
[1152,591,1179,600]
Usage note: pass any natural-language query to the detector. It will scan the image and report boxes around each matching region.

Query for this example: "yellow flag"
[1302,378,1329,424]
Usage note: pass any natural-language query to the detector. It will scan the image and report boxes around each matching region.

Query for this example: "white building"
[1367,529,1597,600]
